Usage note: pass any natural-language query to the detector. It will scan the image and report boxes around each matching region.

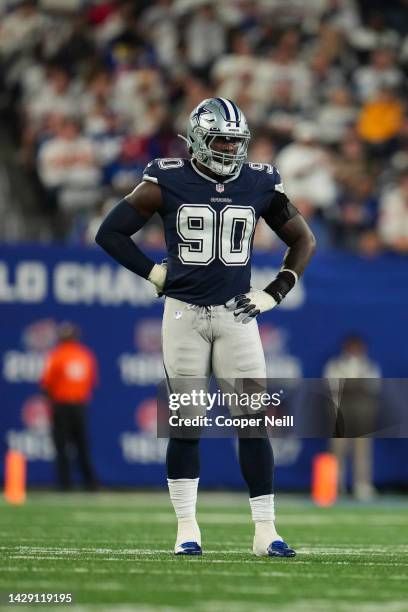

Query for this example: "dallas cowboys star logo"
[193,105,213,126]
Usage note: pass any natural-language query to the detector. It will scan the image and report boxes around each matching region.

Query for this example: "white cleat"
[253,534,281,556]
[253,536,296,557]
[174,517,201,556]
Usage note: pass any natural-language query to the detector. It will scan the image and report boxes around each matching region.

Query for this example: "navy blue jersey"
[143,158,298,305]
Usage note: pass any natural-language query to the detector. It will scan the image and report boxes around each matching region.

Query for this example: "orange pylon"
[312,452,338,507]
[4,450,26,505]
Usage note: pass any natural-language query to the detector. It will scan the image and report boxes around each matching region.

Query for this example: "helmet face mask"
[186,98,250,178]
[203,134,248,176]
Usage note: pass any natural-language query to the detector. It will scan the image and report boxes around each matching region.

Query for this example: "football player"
[96,98,316,558]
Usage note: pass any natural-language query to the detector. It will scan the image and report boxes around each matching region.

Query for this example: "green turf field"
[1,492,407,611]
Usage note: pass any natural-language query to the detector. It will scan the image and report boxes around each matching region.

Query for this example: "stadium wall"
[1,245,407,489]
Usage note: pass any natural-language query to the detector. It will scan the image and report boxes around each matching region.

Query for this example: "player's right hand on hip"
[148,262,167,296]
[225,290,277,324]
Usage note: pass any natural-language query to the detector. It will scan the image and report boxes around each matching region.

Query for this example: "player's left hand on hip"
[225,291,277,323]
[225,270,298,323]
[148,262,167,296]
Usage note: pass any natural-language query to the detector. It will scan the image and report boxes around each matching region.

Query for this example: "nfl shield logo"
[216,183,224,193]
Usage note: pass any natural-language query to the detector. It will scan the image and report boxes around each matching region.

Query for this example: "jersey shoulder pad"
[245,162,285,193]
[142,158,186,186]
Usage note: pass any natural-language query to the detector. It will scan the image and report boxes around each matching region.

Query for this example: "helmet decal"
[193,105,213,125]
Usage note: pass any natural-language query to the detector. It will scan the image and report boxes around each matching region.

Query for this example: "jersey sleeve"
[269,165,285,194]
[124,160,163,201]
[141,158,186,187]
[142,159,161,185]
[260,167,299,232]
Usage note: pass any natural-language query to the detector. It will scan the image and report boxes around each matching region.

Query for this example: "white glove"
[225,290,278,324]
[148,263,167,295]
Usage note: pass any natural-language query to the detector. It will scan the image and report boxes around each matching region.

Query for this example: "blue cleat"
[174,541,202,556]
[267,540,296,558]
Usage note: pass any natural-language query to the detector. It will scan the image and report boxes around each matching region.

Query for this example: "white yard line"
[3,543,408,556]
[69,511,408,526]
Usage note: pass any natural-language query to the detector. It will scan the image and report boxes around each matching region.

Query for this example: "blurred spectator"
[276,122,337,210]
[251,31,313,110]
[353,48,403,101]
[184,3,226,78]
[173,76,212,134]
[212,31,256,101]
[308,50,346,105]
[332,133,383,254]
[266,80,303,146]
[323,335,381,501]
[322,0,361,37]
[357,87,404,157]
[20,65,82,163]
[334,135,372,194]
[112,67,167,136]
[92,0,137,48]
[141,0,179,69]
[378,171,408,254]
[81,70,114,119]
[26,66,79,126]
[390,124,408,173]
[36,11,95,70]
[311,21,347,68]
[41,322,99,491]
[0,1,47,59]
[37,118,101,232]
[332,175,379,252]
[248,136,276,164]
[315,88,358,145]
[349,10,400,54]
[104,134,147,194]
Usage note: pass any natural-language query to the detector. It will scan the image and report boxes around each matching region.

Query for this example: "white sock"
[250,493,276,522]
[249,494,282,555]
[167,478,201,546]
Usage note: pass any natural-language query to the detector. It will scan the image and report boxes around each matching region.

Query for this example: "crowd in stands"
[1,0,408,254]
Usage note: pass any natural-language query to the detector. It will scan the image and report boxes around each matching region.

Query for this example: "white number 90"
[177,205,255,266]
